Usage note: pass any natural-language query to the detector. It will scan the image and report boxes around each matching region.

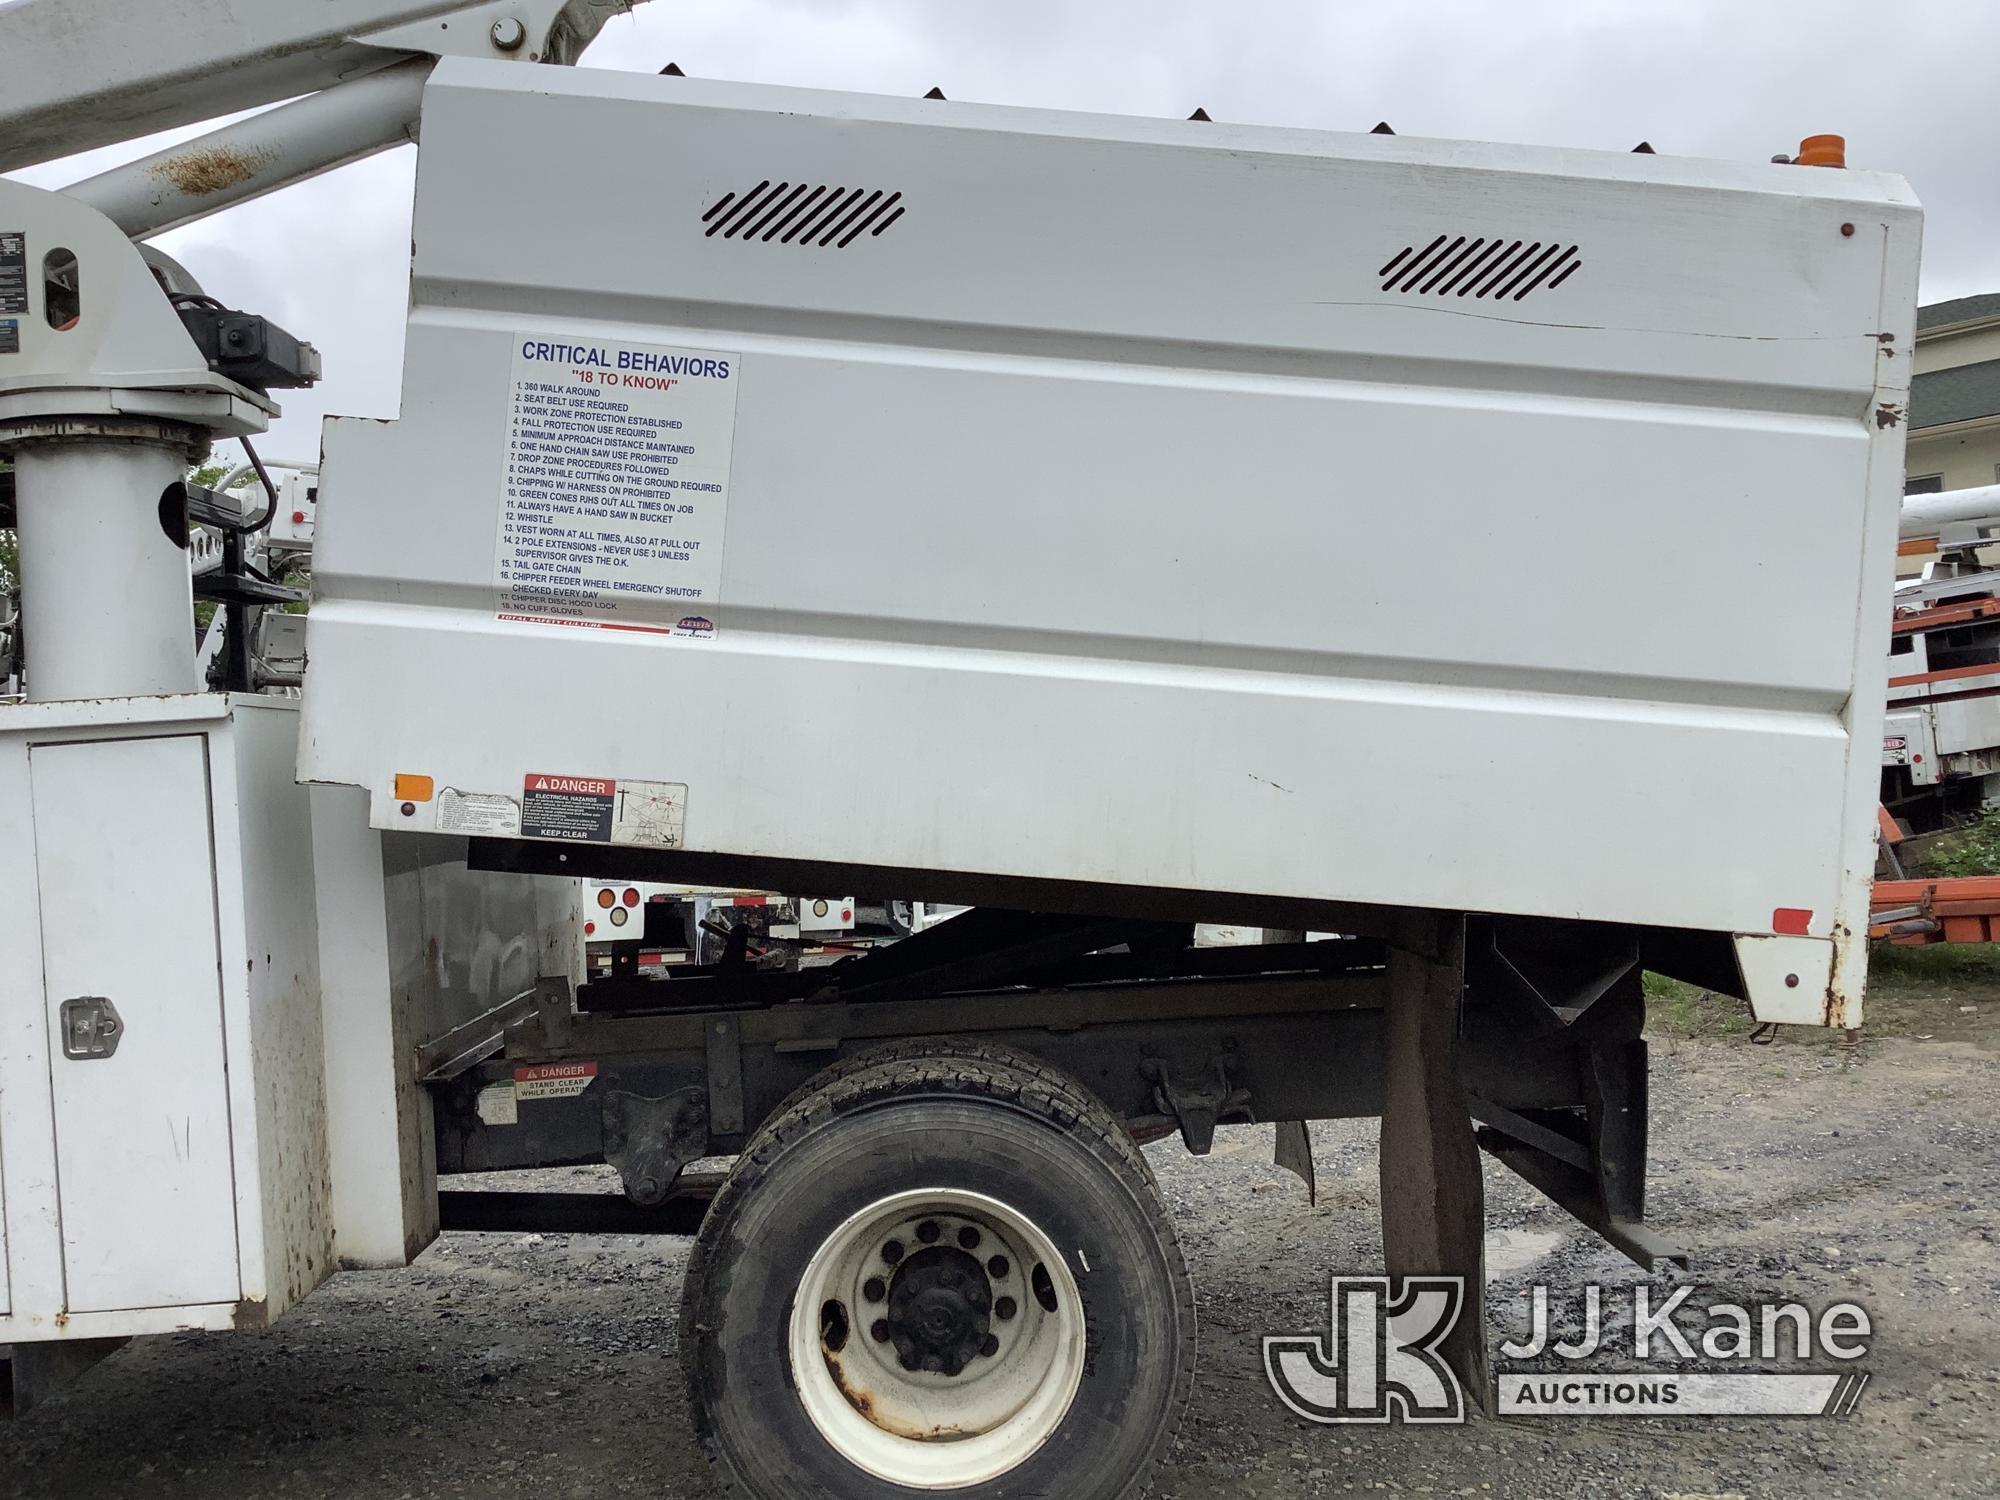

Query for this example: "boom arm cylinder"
[63,61,432,241]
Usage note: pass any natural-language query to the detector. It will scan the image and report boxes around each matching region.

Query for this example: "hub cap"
[789,1187,1086,1488]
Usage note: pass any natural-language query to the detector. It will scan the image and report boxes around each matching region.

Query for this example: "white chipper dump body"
[0,15,1919,1495]
[305,62,1917,1025]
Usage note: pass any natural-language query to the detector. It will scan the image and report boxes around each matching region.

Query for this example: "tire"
[681,1044,1195,1499]
[742,1037,1164,1192]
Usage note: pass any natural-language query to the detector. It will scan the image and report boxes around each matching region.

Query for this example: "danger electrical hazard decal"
[514,1061,598,1101]
[521,773,687,849]
[522,773,615,841]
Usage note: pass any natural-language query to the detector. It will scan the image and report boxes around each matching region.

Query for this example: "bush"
[1929,808,2000,878]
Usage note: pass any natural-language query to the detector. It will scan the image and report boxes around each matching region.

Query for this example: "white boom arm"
[0,0,643,235]
[1901,483,2000,546]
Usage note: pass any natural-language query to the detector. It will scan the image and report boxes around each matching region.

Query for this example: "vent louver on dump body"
[701,181,906,246]
[1377,236,1582,300]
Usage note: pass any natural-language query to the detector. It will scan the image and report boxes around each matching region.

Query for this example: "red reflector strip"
[1771,907,1813,936]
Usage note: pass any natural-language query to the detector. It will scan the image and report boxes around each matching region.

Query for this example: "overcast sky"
[7,0,1996,459]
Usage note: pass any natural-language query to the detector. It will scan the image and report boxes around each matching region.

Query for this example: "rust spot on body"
[1825,921,1860,1030]
[155,145,277,198]
[1875,403,1904,429]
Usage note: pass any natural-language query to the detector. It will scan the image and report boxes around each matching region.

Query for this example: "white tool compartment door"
[29,735,241,1311]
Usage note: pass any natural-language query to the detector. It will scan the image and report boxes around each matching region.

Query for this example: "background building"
[1907,293,2000,494]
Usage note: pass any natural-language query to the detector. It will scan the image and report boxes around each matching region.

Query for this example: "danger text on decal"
[527,774,614,796]
[514,1061,599,1101]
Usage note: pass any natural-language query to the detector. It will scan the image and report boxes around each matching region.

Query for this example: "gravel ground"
[3,974,1995,1500]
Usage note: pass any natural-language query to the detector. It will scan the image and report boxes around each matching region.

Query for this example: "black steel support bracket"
[1472,1035,1687,1271]
[601,1086,710,1207]
[1141,1055,1252,1154]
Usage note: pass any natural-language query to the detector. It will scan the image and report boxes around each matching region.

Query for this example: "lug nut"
[987,1255,1010,1279]
[870,1319,891,1343]
[881,1239,904,1265]
[863,1277,887,1303]
[994,1296,1017,1321]
[957,1226,982,1250]
[916,1220,941,1244]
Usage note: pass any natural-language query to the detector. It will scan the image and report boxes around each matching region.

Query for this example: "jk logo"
[1263,1276,1467,1424]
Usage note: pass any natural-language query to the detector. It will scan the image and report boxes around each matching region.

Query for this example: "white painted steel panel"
[316,790,583,1269]
[0,1090,9,1316]
[301,63,1920,995]
[29,736,242,1312]
[224,700,335,1321]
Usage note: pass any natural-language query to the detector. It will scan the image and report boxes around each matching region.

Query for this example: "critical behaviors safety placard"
[495,335,739,639]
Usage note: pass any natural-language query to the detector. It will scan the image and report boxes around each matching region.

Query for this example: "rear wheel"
[681,1045,1194,1499]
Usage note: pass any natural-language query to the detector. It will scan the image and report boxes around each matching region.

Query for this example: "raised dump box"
[300,59,1920,1027]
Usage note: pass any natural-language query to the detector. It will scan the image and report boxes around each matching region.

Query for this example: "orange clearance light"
[596,887,616,909]
[623,887,641,906]
[393,773,434,802]
[1795,133,1846,168]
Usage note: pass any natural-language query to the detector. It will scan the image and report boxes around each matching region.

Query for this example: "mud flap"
[1379,913,1490,1413]
[1274,1119,1316,1204]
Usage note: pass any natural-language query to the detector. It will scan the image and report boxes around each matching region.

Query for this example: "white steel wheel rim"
[789,1186,1087,1489]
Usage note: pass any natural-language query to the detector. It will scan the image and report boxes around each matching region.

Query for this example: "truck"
[579,879,860,972]
[0,3,1919,1495]
[1883,483,2000,831]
